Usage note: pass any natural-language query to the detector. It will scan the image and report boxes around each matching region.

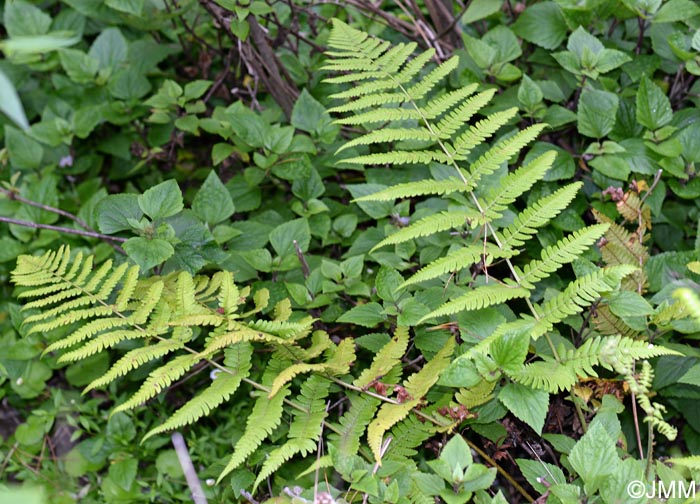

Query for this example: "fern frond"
[385,415,435,461]
[353,178,466,202]
[329,394,379,462]
[420,284,529,322]
[338,127,435,153]
[354,326,409,388]
[455,379,496,408]
[593,304,642,338]
[268,338,356,397]
[333,108,423,125]
[250,317,314,340]
[466,124,547,190]
[515,224,609,289]
[450,108,519,159]
[371,210,479,252]
[217,387,290,482]
[498,183,582,249]
[326,92,406,114]
[423,84,478,118]
[344,149,452,166]
[57,328,160,361]
[405,56,458,100]
[433,88,496,138]
[253,375,331,490]
[142,343,253,441]
[511,360,576,393]
[480,151,557,221]
[83,339,184,391]
[401,243,512,287]
[531,265,638,339]
[367,337,454,463]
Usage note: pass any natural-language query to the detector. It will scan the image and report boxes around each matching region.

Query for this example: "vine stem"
[0,187,127,253]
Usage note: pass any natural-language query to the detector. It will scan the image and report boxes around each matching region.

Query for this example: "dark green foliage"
[2,0,700,503]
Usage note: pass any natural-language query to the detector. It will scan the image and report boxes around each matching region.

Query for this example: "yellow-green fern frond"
[354,326,409,388]
[400,244,512,288]
[353,178,466,202]
[142,343,253,442]
[531,265,638,339]
[253,375,331,490]
[515,224,609,289]
[479,151,557,221]
[498,183,582,249]
[420,284,529,322]
[367,337,454,464]
[371,210,480,252]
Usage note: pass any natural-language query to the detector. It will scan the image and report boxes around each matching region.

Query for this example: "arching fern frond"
[515,224,609,289]
[142,342,253,442]
[367,337,454,464]
[531,265,638,339]
[420,284,529,322]
[354,326,409,388]
[253,375,331,490]
[400,243,511,288]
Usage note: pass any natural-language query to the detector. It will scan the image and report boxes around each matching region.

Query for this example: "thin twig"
[0,217,127,244]
[172,432,208,504]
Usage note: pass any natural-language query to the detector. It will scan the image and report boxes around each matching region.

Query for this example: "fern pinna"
[324,20,679,438]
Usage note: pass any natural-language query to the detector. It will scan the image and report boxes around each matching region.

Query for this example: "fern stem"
[465,437,535,503]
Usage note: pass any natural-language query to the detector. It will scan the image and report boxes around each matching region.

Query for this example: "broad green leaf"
[183,80,212,101]
[192,171,235,225]
[376,267,404,302]
[108,457,138,491]
[440,434,473,469]
[1,32,80,55]
[108,68,151,100]
[577,89,618,138]
[138,180,184,220]
[512,2,568,50]
[4,0,51,37]
[607,291,654,317]
[105,0,145,15]
[123,237,175,271]
[5,126,43,170]
[88,27,128,69]
[0,69,29,130]
[567,27,604,57]
[269,218,311,257]
[212,143,235,165]
[490,329,529,374]
[461,0,502,23]
[97,194,144,234]
[654,0,700,22]
[59,48,99,83]
[569,421,620,494]
[498,383,548,435]
[337,302,386,327]
[636,76,672,130]
[589,155,631,180]
[291,88,337,140]
[517,75,543,109]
